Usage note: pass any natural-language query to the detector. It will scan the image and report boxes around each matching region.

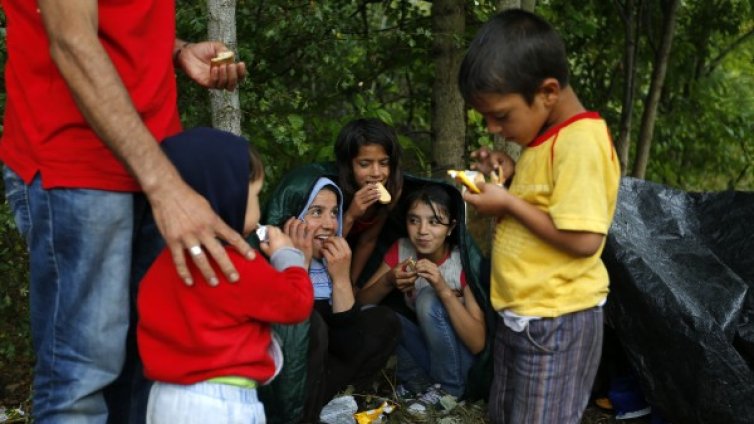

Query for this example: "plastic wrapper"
[353,401,396,424]
[447,169,482,193]
[602,177,754,424]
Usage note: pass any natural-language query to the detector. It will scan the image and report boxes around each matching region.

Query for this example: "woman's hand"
[415,259,457,296]
[283,217,319,269]
[322,237,352,286]
[391,258,418,294]
[345,184,381,221]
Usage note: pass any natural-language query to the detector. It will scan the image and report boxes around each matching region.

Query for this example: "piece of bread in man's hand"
[210,51,235,66]
[375,182,391,204]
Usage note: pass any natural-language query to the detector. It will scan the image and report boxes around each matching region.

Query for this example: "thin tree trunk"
[614,0,641,174]
[632,0,680,178]
[430,0,465,178]
[207,0,241,135]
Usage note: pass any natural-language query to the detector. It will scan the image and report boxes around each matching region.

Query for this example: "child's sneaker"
[406,384,458,419]
[609,376,651,420]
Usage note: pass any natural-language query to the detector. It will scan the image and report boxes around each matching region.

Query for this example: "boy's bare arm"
[463,183,604,257]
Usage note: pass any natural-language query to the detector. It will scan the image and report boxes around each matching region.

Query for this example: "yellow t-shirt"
[491,112,621,317]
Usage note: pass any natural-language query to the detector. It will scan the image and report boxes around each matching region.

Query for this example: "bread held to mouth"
[210,51,235,66]
[375,182,391,204]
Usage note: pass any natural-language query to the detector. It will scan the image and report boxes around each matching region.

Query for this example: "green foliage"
[538,0,754,190]
[0,194,31,366]
[177,0,437,198]
[1,1,754,403]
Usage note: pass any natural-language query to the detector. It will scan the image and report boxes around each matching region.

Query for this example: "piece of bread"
[405,257,417,272]
[375,182,391,204]
[210,51,235,66]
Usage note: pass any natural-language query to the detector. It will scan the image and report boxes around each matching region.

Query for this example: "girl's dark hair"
[458,9,569,105]
[334,118,403,205]
[249,144,264,182]
[403,185,458,245]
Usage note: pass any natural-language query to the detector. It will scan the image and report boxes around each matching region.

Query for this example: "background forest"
[1,0,753,420]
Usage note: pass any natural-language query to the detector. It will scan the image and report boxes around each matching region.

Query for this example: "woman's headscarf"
[297,177,343,300]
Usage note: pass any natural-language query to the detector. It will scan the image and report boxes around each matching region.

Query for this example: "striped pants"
[488,307,603,424]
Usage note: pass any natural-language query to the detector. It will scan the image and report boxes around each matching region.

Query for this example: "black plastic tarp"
[602,177,754,424]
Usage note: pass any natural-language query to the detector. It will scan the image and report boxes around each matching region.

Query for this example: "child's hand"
[462,181,512,216]
[391,258,418,293]
[470,147,515,182]
[415,259,460,297]
[346,184,381,220]
[415,259,444,286]
[283,217,320,268]
[258,226,294,257]
[322,237,352,286]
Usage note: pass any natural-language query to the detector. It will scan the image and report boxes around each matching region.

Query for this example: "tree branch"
[704,27,754,76]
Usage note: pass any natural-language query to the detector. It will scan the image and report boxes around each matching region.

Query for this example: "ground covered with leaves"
[0,356,651,423]
[329,359,650,424]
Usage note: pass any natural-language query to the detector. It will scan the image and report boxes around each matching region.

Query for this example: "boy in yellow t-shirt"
[459,9,621,424]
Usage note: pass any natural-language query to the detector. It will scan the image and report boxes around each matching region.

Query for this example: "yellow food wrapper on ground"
[353,401,396,424]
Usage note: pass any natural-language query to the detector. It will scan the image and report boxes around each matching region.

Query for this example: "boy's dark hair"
[249,144,264,182]
[334,118,403,204]
[403,184,458,245]
[458,9,569,105]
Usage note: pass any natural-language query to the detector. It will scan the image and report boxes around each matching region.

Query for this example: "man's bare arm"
[38,0,253,285]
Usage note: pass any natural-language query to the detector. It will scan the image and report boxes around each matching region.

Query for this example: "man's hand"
[176,41,247,91]
[148,176,254,286]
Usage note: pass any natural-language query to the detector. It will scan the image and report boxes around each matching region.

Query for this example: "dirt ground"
[1,354,653,423]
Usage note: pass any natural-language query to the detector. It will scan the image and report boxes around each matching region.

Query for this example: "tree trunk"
[614,0,641,174]
[207,0,241,135]
[632,0,680,178]
[430,0,465,178]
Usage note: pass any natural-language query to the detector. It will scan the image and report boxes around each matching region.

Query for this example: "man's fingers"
[169,244,193,286]
[214,66,229,90]
[207,220,254,283]
[189,249,218,286]
[225,62,246,91]
[219,223,254,260]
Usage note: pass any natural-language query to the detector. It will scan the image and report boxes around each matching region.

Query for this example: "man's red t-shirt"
[0,1,182,191]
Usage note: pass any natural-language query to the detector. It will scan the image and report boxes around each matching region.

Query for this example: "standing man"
[1,1,252,422]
